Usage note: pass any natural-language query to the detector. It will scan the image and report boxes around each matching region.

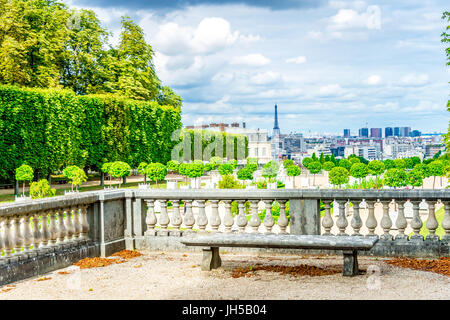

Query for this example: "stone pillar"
[289,199,320,235]
[350,199,362,236]
[321,200,333,235]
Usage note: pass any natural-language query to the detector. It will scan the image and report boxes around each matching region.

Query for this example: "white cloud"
[230,53,270,66]
[317,84,344,96]
[250,71,281,85]
[329,5,381,30]
[400,73,429,86]
[366,75,382,85]
[285,56,307,64]
[191,17,239,53]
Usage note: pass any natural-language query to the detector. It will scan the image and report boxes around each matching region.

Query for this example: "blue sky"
[67,0,449,136]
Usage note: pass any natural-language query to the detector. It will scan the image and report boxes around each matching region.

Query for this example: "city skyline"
[66,0,449,134]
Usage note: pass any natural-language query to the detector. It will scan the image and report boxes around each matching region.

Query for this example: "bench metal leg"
[342,250,359,276]
[201,247,221,271]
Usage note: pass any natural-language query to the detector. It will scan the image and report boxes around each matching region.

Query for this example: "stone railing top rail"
[1,188,449,217]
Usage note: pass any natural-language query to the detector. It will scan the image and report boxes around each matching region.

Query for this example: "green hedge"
[0,85,182,181]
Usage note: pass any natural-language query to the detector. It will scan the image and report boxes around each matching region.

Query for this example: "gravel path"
[1,250,449,300]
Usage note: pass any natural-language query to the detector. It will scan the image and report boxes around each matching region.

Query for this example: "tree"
[227,159,237,169]
[63,165,87,191]
[383,159,395,170]
[302,157,312,168]
[178,163,189,184]
[145,163,167,188]
[322,161,335,172]
[246,157,258,172]
[328,167,349,188]
[410,156,421,166]
[110,161,131,188]
[368,160,385,188]
[186,163,204,188]
[319,152,324,164]
[237,167,253,185]
[394,158,406,170]
[283,159,294,168]
[404,158,414,169]
[307,161,322,186]
[209,156,223,170]
[348,156,360,165]
[15,164,34,195]
[338,158,351,171]
[407,169,424,189]
[29,179,56,199]
[137,161,148,183]
[262,161,279,182]
[350,163,369,184]
[286,165,301,188]
[218,163,234,176]
[166,160,180,173]
[383,168,407,189]
[311,153,318,162]
[330,154,337,165]
[157,86,182,109]
[427,160,444,189]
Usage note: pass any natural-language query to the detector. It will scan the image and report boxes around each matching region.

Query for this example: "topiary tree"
[302,157,313,168]
[427,160,444,189]
[383,159,395,170]
[219,174,244,189]
[283,159,294,168]
[328,167,349,189]
[166,160,180,174]
[137,162,148,183]
[286,165,301,188]
[237,167,254,186]
[262,160,279,183]
[145,163,167,188]
[227,159,238,169]
[218,163,234,176]
[186,163,204,188]
[350,163,369,184]
[307,161,322,186]
[63,165,87,192]
[322,161,335,172]
[368,160,385,188]
[209,156,223,170]
[407,169,424,189]
[383,168,407,189]
[394,158,406,170]
[101,162,114,187]
[15,164,34,196]
[110,161,131,188]
[178,163,190,184]
[29,179,56,199]
[338,158,351,171]
[348,157,361,165]
[410,156,422,167]
[246,157,258,172]
[404,158,414,169]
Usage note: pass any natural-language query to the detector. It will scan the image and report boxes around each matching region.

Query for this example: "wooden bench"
[181,233,378,276]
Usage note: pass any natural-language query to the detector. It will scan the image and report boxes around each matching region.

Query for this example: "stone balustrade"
[0,188,449,285]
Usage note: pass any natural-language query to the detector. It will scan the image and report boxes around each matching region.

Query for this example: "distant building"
[358,128,369,137]
[343,129,351,138]
[394,127,400,137]
[370,128,382,138]
[385,127,393,138]
[272,104,280,137]
[410,130,421,137]
[400,127,411,137]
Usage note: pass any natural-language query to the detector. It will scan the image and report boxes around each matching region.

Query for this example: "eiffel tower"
[273,104,280,137]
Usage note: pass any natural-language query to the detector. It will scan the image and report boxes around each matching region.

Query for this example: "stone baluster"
[278,200,289,234]
[56,209,68,245]
[442,201,450,241]
[64,207,75,244]
[335,200,348,235]
[236,200,248,232]
[321,200,333,235]
[209,200,221,232]
[22,214,34,255]
[223,200,234,233]
[0,217,5,263]
[380,200,393,240]
[249,200,261,233]
[183,200,195,234]
[72,206,83,241]
[196,200,208,233]
[48,210,58,246]
[33,212,44,251]
[365,200,377,237]
[263,200,275,233]
[410,200,423,241]
[145,200,157,236]
[80,205,89,241]
[425,201,438,240]
[395,201,407,240]
[158,200,169,236]
[4,217,14,258]
[13,216,23,257]
[350,199,362,236]
[170,200,182,236]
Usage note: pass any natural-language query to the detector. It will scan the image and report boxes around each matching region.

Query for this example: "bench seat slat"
[181,234,378,251]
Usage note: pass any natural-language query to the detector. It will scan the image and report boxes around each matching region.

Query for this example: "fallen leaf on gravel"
[386,257,450,276]
[231,264,340,278]
[58,271,71,275]
[111,250,142,259]
[74,257,118,269]
[36,277,52,281]
[1,288,14,293]
[88,288,93,291]
[182,254,188,257]
[134,264,142,268]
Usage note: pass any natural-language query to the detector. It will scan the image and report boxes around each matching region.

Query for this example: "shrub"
[322,161,335,172]
[338,159,351,171]
[262,161,279,180]
[283,159,294,168]
[218,163,234,176]
[30,179,56,199]
[166,160,180,173]
[218,175,243,189]
[237,167,253,184]
[63,165,87,191]
[209,156,223,170]
[256,180,267,189]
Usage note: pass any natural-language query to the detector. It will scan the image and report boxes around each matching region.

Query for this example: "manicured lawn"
[410,206,446,239]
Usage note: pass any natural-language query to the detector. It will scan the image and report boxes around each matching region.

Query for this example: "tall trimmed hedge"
[0,85,181,181]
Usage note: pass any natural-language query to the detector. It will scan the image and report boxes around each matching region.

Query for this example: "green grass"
[408,206,446,239]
